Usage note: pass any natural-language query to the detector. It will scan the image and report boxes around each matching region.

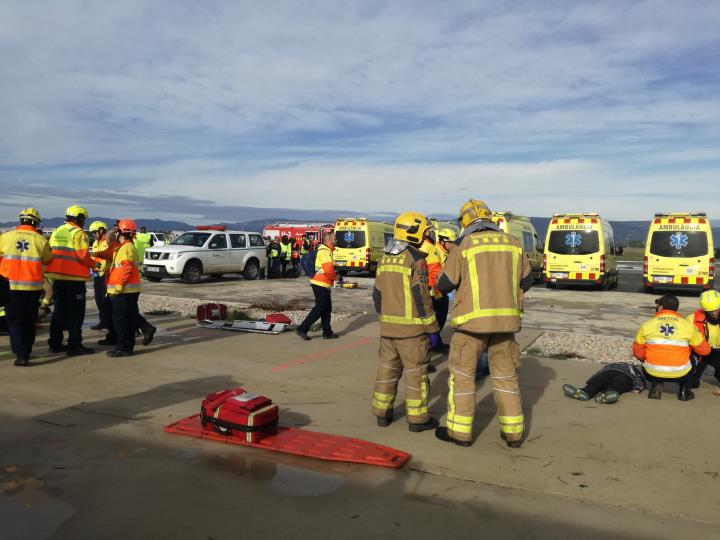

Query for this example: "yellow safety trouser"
[372,335,431,424]
[446,331,524,443]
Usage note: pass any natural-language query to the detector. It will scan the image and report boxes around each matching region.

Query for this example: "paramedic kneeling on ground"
[633,294,709,401]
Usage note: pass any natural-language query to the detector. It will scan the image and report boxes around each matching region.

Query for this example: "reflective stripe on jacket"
[439,229,531,333]
[310,244,337,288]
[46,222,93,280]
[106,241,141,294]
[91,238,109,276]
[687,310,720,350]
[0,225,53,291]
[373,247,439,338]
[633,310,710,378]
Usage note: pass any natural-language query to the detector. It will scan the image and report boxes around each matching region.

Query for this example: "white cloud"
[0,1,719,219]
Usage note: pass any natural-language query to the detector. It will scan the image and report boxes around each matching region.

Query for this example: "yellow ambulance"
[643,213,717,293]
[543,213,620,290]
[491,211,544,282]
[333,218,393,276]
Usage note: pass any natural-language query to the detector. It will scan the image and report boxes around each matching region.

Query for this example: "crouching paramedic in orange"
[633,294,709,401]
[371,212,439,432]
[434,199,532,448]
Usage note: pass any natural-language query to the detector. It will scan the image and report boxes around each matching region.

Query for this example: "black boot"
[677,384,695,401]
[434,426,472,446]
[408,417,438,433]
[648,382,663,399]
[501,432,523,448]
[142,326,157,346]
[376,413,393,427]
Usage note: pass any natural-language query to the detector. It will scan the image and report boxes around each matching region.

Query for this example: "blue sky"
[1,0,719,222]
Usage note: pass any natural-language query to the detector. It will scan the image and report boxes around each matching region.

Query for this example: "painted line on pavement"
[271,337,373,373]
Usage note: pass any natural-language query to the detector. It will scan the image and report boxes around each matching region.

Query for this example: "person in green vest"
[134,227,153,273]
[280,235,292,277]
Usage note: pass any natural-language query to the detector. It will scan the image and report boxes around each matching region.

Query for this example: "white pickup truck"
[143,228,267,283]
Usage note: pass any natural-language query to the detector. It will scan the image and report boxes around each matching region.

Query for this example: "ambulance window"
[335,230,366,248]
[522,232,534,253]
[548,230,599,255]
[649,231,708,258]
[534,234,542,252]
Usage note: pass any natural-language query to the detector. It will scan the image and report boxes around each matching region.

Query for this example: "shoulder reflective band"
[377,264,436,325]
[451,244,522,326]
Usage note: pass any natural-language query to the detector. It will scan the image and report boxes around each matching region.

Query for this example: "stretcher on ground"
[196,319,291,334]
[165,414,411,469]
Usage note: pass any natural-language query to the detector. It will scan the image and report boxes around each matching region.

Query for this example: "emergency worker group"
[2,198,720,452]
[0,206,155,365]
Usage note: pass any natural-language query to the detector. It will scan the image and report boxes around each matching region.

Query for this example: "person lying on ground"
[563,362,645,404]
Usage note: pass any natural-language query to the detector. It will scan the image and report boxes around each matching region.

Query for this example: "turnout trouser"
[445,331,524,443]
[372,335,431,424]
[6,290,42,360]
[112,293,140,353]
[48,280,87,349]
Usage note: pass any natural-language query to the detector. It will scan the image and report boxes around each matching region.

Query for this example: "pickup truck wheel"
[243,259,260,280]
[146,276,162,282]
[181,261,203,284]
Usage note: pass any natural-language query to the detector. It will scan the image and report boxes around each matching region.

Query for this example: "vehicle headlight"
[167,252,183,260]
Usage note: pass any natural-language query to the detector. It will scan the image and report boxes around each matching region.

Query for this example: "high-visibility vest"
[0,225,49,291]
[91,237,109,276]
[269,243,280,258]
[634,310,708,378]
[106,241,141,294]
[310,244,337,288]
[280,242,292,261]
[46,223,91,279]
[300,239,310,256]
[134,232,152,264]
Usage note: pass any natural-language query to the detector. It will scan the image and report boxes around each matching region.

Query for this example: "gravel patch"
[524,330,635,364]
[137,294,351,325]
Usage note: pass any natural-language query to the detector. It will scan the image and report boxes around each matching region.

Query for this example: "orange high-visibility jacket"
[426,243,448,290]
[0,225,53,291]
[45,222,95,280]
[106,241,141,294]
[687,310,720,350]
[310,244,337,288]
[633,310,710,378]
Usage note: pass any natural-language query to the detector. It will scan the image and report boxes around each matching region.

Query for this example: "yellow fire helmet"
[394,212,432,245]
[458,199,492,229]
[65,205,89,219]
[19,207,42,223]
[89,220,108,232]
[700,289,720,312]
[437,228,457,242]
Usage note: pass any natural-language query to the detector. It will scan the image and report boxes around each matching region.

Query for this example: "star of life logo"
[659,323,675,337]
[669,232,688,250]
[565,232,583,248]
[343,231,355,243]
[16,240,29,252]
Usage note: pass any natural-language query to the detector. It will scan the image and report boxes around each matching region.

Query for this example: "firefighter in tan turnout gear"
[435,199,533,448]
[371,212,440,432]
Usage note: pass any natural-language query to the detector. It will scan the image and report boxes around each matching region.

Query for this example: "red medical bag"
[200,388,279,443]
[265,313,292,324]
[196,303,227,321]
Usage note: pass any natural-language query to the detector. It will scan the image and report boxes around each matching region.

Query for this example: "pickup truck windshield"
[171,232,210,247]
[548,230,600,255]
[650,231,709,258]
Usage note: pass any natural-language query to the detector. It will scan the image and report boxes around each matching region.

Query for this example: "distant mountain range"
[2,214,718,245]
